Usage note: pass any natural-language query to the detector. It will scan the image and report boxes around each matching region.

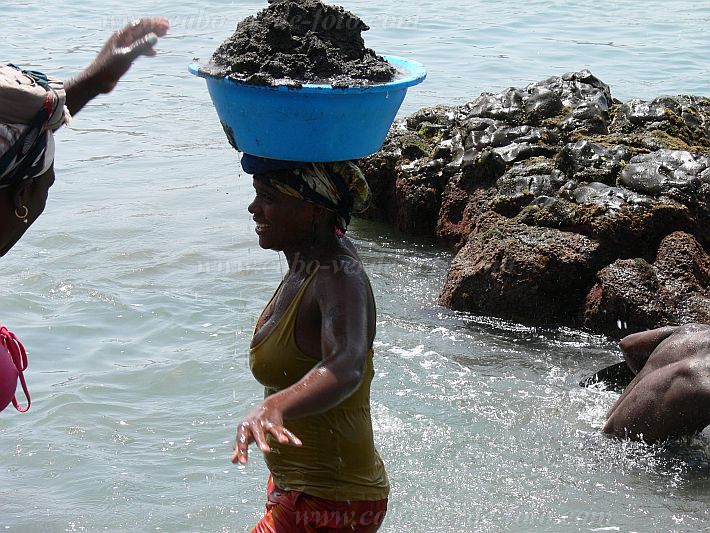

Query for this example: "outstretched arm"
[619,326,679,375]
[232,264,374,464]
[64,18,170,116]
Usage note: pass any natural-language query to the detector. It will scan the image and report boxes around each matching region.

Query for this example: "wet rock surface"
[584,232,710,336]
[210,0,395,86]
[359,71,710,335]
[439,212,602,322]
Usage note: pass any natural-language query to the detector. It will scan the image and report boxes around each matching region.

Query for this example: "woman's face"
[248,178,317,252]
[0,166,55,257]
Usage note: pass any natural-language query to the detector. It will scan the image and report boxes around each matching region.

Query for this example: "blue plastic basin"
[188,55,426,162]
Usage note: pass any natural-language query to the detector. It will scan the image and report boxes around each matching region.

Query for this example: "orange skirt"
[251,476,388,533]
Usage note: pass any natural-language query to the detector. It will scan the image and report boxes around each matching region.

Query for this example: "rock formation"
[360,70,710,336]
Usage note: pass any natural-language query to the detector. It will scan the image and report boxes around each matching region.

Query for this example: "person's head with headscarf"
[0,64,69,257]
[242,154,371,251]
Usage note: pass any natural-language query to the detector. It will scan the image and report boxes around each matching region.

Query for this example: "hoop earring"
[15,206,29,224]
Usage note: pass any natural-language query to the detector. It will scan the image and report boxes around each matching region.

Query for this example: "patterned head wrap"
[0,64,71,190]
[241,154,371,236]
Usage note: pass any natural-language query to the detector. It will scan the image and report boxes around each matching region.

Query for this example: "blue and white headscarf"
[0,64,70,189]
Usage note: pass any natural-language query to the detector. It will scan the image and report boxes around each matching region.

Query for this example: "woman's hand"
[84,17,170,94]
[231,400,302,465]
[65,18,170,115]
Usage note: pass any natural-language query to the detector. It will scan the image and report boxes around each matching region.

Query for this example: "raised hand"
[84,17,170,94]
[65,18,170,116]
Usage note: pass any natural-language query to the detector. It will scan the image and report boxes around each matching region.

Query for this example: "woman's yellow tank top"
[249,271,389,501]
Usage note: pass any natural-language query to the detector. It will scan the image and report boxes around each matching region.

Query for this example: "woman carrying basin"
[190,3,425,529]
[233,154,390,532]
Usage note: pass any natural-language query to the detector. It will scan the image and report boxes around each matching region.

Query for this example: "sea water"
[1,0,709,531]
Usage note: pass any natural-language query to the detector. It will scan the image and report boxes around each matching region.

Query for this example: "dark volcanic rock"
[555,140,629,185]
[620,149,710,205]
[211,0,395,86]
[439,213,602,322]
[359,70,710,333]
[437,150,506,248]
[536,70,612,135]
[394,162,444,235]
[358,126,444,235]
[517,184,697,259]
[584,232,710,337]
[437,185,498,250]
[406,105,461,132]
[610,96,710,149]
[465,87,526,125]
[491,158,566,217]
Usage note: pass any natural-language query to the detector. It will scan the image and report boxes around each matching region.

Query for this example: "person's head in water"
[243,154,370,252]
[0,65,69,257]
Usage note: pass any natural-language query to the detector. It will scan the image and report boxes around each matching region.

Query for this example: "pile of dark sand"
[210,0,396,87]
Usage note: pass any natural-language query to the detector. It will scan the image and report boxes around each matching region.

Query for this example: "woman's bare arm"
[232,263,374,464]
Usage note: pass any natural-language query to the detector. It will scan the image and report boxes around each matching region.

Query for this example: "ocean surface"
[2,0,709,531]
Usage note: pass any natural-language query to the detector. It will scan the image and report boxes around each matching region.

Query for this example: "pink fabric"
[0,327,30,413]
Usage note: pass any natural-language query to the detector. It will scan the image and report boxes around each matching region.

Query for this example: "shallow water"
[2,0,709,531]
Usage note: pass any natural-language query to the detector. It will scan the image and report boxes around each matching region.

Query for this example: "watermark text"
[100,9,419,32]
